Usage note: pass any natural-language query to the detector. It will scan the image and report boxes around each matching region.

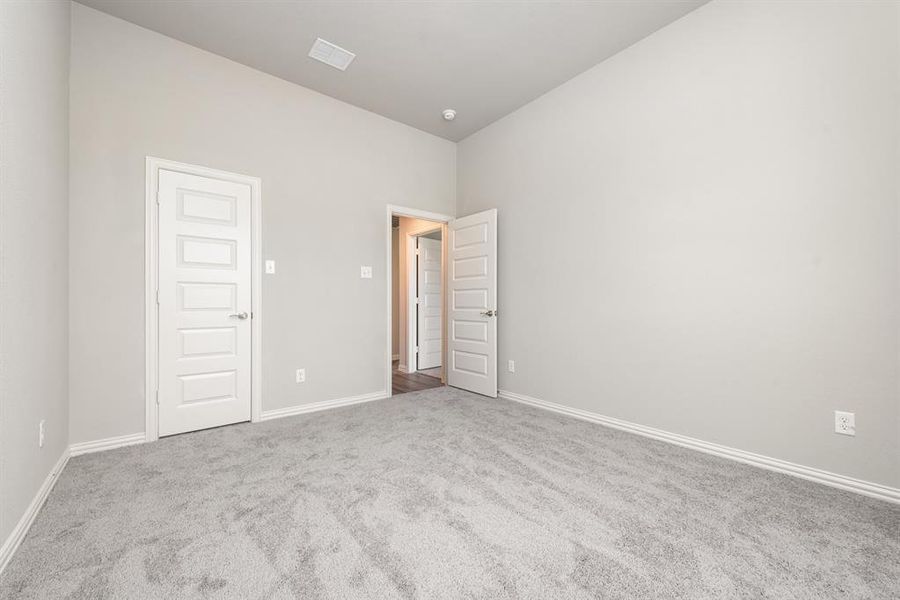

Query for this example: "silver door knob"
[480,310,496,317]
[229,312,249,320]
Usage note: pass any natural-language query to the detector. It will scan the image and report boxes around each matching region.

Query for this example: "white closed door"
[416,236,442,370]
[447,209,497,397]
[157,169,252,436]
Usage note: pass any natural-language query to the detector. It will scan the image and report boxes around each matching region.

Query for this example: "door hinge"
[155,389,159,405]
[415,297,420,305]
[156,191,160,205]
[415,248,420,255]
[155,289,160,305]
[415,346,419,353]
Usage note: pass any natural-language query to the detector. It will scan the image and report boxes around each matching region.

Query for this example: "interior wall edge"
[500,389,900,505]
[68,433,146,457]
[457,0,900,488]
[259,390,388,422]
[67,4,456,444]
[0,448,70,576]
[0,0,71,549]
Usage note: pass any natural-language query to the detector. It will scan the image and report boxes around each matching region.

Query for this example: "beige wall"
[0,0,70,543]
[68,4,456,444]
[458,0,900,487]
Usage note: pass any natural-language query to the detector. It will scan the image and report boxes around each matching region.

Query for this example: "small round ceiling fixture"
[442,109,457,121]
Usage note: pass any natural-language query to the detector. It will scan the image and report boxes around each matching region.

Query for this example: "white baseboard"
[392,354,400,361]
[398,363,412,374]
[260,390,388,422]
[69,432,145,457]
[0,449,70,574]
[499,389,900,505]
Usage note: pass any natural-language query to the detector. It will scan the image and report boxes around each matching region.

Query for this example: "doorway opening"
[390,212,447,395]
[385,204,498,399]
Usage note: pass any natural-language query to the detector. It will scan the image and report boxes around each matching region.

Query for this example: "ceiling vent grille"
[308,38,356,71]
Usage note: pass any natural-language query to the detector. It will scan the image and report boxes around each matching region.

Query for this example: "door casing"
[145,157,262,443]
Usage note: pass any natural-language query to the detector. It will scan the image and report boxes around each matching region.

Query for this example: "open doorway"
[390,210,449,395]
[386,205,498,399]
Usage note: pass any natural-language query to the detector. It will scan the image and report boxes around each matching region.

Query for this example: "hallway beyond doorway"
[392,360,442,395]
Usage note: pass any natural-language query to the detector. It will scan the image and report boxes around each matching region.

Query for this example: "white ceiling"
[77,0,707,141]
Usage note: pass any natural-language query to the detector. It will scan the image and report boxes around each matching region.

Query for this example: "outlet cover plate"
[834,411,855,436]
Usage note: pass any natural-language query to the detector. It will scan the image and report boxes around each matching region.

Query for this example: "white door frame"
[145,157,263,442]
[385,205,452,396]
[408,227,441,372]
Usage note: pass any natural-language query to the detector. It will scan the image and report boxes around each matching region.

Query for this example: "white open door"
[157,169,252,436]
[447,209,497,397]
[416,236,442,370]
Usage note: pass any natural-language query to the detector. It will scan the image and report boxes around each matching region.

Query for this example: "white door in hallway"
[157,169,252,436]
[447,209,497,397]
[416,236,442,370]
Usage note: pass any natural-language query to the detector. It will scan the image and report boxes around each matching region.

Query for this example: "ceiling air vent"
[308,38,356,71]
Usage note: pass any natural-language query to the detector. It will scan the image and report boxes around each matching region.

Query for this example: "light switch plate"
[265,260,276,274]
[360,266,373,279]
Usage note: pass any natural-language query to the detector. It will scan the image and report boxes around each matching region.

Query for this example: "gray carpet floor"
[1,387,898,599]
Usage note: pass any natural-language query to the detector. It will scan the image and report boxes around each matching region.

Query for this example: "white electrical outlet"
[296,368,306,383]
[360,266,373,279]
[265,260,276,274]
[39,420,45,448]
[508,360,516,373]
[834,411,855,436]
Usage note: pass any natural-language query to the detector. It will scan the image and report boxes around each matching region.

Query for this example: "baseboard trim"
[499,389,900,505]
[260,390,388,422]
[0,449,70,574]
[392,354,400,361]
[69,432,145,457]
